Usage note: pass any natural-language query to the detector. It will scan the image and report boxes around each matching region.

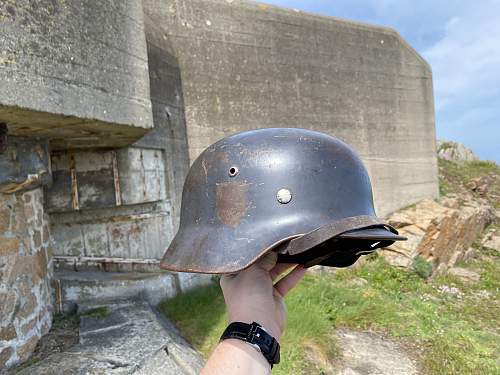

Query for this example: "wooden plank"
[69,153,79,210]
[112,151,122,206]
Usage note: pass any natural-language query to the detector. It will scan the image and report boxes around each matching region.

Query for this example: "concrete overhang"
[0,0,153,150]
[0,105,151,150]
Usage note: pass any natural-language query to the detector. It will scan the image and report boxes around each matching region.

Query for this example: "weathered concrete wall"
[0,0,153,149]
[45,148,174,264]
[141,8,192,227]
[0,139,52,368]
[148,0,439,216]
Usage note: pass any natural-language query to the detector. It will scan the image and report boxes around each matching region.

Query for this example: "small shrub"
[413,256,433,279]
[80,307,111,319]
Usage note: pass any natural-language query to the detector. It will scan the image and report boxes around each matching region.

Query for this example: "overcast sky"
[264,0,500,162]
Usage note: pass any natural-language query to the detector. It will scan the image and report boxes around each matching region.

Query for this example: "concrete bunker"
[0,0,438,368]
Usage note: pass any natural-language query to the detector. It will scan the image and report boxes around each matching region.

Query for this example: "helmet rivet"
[228,166,239,177]
[276,188,292,204]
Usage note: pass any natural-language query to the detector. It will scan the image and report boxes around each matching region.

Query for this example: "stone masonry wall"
[0,187,53,368]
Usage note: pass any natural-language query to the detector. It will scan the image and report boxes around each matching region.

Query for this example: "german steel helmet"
[160,128,406,274]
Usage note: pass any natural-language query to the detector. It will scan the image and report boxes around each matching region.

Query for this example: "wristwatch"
[220,321,280,367]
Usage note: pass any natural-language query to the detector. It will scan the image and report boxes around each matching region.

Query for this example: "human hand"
[219,252,307,340]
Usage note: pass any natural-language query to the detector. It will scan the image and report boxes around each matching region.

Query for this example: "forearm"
[201,339,271,375]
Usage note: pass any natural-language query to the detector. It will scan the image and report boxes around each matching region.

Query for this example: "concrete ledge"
[54,270,213,313]
[55,271,179,312]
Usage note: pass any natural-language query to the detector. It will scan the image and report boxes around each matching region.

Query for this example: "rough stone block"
[17,279,37,320]
[0,290,17,324]
[0,206,10,232]
[0,324,17,341]
[16,334,39,361]
[0,347,13,368]
[32,250,48,284]
[0,237,19,256]
[32,229,42,249]
[20,317,38,336]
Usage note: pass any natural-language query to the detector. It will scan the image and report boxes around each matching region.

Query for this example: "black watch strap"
[220,322,280,367]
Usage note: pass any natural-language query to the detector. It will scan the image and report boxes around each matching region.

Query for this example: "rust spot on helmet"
[216,182,250,227]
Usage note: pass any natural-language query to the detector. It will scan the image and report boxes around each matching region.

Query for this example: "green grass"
[439,159,499,180]
[160,254,499,375]
[80,307,111,319]
[438,159,500,208]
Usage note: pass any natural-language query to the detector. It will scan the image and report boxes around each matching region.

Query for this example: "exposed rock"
[465,177,489,196]
[481,227,500,251]
[380,199,493,272]
[448,267,481,283]
[439,194,460,209]
[437,285,463,297]
[437,140,478,162]
[335,330,418,375]
[462,247,477,261]
[348,277,369,288]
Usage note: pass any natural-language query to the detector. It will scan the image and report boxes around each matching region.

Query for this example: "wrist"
[222,339,271,371]
[220,321,281,368]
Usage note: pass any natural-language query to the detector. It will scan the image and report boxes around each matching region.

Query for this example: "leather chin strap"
[279,215,397,256]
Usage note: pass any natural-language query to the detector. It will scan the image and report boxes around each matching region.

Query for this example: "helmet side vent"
[228,166,239,177]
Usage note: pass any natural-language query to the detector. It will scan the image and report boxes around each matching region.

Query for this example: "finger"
[270,263,296,281]
[273,265,307,297]
[219,274,232,288]
[255,251,278,272]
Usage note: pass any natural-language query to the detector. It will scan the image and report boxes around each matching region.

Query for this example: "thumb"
[255,251,278,272]
[273,265,307,297]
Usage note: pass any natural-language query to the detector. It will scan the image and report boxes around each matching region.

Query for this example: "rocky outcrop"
[437,140,478,162]
[380,197,493,274]
[447,267,481,283]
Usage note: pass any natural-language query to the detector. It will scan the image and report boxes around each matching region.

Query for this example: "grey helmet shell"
[160,128,405,274]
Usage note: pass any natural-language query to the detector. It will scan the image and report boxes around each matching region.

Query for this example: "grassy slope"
[161,254,499,374]
[160,160,499,374]
[438,159,500,209]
